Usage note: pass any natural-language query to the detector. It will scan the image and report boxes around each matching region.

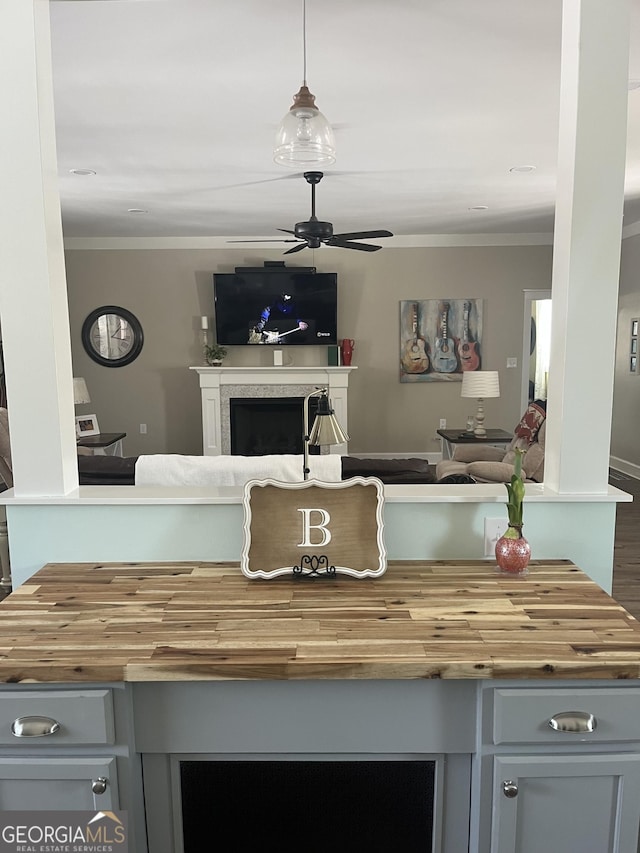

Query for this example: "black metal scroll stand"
[292,555,337,579]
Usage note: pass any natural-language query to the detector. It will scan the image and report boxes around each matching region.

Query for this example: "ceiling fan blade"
[331,230,393,240]
[283,243,308,255]
[325,238,382,252]
[278,229,297,235]
[226,239,301,244]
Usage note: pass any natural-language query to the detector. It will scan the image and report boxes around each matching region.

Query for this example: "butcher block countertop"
[2,560,640,683]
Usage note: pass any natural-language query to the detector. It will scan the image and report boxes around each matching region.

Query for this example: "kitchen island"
[1,560,640,852]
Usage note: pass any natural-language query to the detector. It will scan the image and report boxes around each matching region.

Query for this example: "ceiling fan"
[228,171,393,254]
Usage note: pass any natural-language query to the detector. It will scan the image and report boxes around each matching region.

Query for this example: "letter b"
[298,508,332,547]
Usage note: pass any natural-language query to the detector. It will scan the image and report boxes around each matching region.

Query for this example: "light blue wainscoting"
[5,496,618,592]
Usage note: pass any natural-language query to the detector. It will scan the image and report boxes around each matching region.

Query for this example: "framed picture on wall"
[631,318,639,374]
[399,299,483,382]
[75,414,100,437]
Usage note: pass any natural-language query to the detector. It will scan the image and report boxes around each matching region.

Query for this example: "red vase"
[340,339,355,366]
[495,525,531,574]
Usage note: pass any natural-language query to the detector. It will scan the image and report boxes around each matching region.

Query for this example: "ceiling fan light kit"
[273,0,336,167]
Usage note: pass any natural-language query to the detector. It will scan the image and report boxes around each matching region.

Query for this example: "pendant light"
[273,0,336,167]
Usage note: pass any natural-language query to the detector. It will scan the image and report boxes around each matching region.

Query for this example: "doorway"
[521,289,552,413]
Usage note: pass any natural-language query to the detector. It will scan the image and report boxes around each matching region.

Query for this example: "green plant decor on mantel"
[204,343,227,365]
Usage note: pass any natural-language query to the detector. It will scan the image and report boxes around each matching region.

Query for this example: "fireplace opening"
[230,396,319,456]
[180,759,436,851]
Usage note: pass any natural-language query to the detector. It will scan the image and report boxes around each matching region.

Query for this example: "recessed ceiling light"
[469,205,488,211]
[509,165,537,173]
[127,208,148,214]
[69,168,96,176]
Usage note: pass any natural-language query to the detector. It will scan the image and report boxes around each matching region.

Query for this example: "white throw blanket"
[134,453,342,487]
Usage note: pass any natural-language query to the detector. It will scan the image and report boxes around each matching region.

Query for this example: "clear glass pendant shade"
[274,86,336,167]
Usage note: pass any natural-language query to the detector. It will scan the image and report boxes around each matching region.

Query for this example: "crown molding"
[63,233,555,251]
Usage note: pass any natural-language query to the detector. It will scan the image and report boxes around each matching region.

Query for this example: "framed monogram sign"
[241,478,386,580]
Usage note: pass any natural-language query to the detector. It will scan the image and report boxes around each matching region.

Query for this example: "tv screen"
[213,268,337,346]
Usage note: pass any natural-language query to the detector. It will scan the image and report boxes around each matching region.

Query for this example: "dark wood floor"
[611,470,640,621]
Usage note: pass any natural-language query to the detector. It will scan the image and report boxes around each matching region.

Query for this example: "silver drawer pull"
[548,711,597,733]
[11,715,61,738]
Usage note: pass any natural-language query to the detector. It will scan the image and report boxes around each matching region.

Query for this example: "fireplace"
[230,396,320,455]
[190,366,355,456]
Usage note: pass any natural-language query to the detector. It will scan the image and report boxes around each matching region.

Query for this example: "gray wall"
[65,244,553,457]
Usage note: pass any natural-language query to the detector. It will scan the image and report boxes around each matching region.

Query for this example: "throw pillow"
[513,402,546,445]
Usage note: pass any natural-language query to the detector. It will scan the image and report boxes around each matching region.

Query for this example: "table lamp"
[460,370,500,437]
[303,388,349,480]
[73,377,91,405]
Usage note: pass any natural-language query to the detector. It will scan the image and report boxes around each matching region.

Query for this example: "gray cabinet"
[490,753,640,853]
[479,685,640,853]
[0,689,119,811]
[0,757,118,810]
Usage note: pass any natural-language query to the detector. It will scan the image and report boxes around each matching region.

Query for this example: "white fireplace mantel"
[190,366,356,456]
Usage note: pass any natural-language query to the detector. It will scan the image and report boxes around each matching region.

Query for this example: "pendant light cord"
[302,0,307,85]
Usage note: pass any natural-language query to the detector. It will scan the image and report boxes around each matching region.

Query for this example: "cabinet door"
[491,754,640,853]
[0,757,118,810]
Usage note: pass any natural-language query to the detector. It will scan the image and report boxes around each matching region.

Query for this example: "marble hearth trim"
[221,383,321,455]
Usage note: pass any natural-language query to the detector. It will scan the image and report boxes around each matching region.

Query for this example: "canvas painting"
[399,299,483,382]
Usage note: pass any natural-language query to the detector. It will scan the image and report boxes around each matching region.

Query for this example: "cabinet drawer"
[0,690,114,746]
[493,688,640,745]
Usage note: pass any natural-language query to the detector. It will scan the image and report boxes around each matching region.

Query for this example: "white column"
[0,0,78,496]
[545,0,630,494]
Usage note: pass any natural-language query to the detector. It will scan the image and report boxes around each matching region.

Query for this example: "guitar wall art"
[399,299,483,382]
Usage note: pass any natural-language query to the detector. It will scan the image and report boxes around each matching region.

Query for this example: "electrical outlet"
[484,518,508,557]
[506,357,518,368]
[140,424,147,434]
[439,418,447,429]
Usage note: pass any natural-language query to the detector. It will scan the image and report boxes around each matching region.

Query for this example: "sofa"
[435,401,547,484]
[78,454,437,486]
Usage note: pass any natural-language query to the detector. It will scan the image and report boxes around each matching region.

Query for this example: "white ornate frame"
[241,477,386,580]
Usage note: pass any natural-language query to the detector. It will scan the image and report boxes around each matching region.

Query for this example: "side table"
[436,428,512,460]
[77,431,126,457]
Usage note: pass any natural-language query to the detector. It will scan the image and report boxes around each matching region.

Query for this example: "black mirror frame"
[81,305,144,368]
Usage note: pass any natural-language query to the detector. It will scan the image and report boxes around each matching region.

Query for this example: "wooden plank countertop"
[1,560,640,683]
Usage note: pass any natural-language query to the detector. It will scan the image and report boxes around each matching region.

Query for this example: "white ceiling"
[49,0,640,241]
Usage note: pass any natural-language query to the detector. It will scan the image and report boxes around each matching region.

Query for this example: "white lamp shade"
[73,377,91,405]
[460,370,500,399]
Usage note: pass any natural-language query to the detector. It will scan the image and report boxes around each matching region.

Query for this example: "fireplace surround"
[190,366,355,456]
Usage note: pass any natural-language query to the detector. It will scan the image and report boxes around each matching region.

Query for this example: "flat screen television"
[213,266,337,346]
